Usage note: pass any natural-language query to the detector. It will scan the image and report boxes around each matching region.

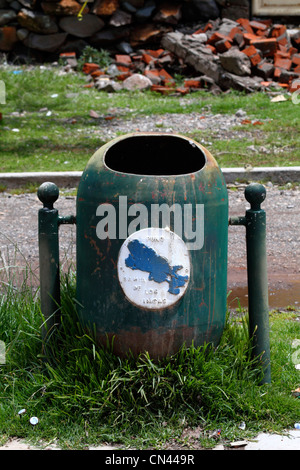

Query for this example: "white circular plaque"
[117,228,190,309]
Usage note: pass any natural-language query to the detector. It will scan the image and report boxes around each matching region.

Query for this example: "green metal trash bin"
[76,132,228,359]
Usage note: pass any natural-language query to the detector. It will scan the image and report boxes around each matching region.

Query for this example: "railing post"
[229,183,271,384]
[37,182,61,342]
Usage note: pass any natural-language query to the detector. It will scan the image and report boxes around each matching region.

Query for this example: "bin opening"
[104,135,206,176]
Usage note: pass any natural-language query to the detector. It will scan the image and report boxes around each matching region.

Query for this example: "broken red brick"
[91,70,105,78]
[260,81,272,87]
[117,72,132,81]
[142,52,155,64]
[243,33,260,45]
[203,22,213,33]
[159,68,174,85]
[289,80,300,93]
[241,45,262,65]
[250,38,278,57]
[192,28,204,35]
[292,54,300,66]
[184,79,201,88]
[249,20,268,32]
[150,84,175,95]
[82,62,100,74]
[207,32,232,46]
[144,69,161,84]
[276,33,288,47]
[206,44,217,54]
[146,48,165,58]
[274,57,292,70]
[228,26,244,40]
[117,65,130,73]
[270,24,286,38]
[275,50,291,59]
[215,39,232,53]
[176,87,190,95]
[59,52,76,58]
[293,64,300,73]
[115,54,132,65]
[236,18,254,34]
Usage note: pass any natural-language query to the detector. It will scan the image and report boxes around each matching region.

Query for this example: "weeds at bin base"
[0,272,299,450]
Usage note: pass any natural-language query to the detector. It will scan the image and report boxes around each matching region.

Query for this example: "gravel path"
[0,184,299,309]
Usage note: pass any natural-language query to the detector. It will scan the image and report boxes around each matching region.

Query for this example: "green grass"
[0,267,299,450]
[0,66,299,172]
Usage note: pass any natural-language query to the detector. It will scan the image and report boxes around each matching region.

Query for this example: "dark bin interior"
[104,135,206,176]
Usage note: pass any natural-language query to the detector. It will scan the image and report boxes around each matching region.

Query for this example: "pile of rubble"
[0,0,248,56]
[73,17,300,95]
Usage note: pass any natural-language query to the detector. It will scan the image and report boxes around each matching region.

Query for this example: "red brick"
[289,80,300,93]
[150,84,175,95]
[292,54,300,65]
[250,38,278,57]
[117,65,130,73]
[243,33,260,45]
[82,63,100,74]
[115,54,132,65]
[271,24,286,38]
[215,39,232,53]
[146,49,165,58]
[142,53,154,65]
[260,81,272,87]
[249,20,268,32]
[203,22,213,33]
[275,50,291,59]
[294,64,300,73]
[236,18,254,34]
[206,44,217,54]
[207,32,232,45]
[184,79,201,88]
[276,33,288,47]
[274,57,292,70]
[228,26,243,40]
[176,87,190,95]
[91,70,105,78]
[159,68,174,85]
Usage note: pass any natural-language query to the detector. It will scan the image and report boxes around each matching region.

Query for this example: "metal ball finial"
[37,182,59,208]
[245,183,266,211]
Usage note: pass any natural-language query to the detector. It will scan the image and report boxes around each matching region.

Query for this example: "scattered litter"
[291,388,300,397]
[294,423,300,430]
[29,417,39,426]
[238,421,246,430]
[46,111,52,117]
[89,110,100,119]
[230,440,248,448]
[270,95,287,102]
[18,409,26,417]
[11,128,19,132]
[51,94,58,98]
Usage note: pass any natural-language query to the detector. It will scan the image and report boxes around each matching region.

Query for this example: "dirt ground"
[0,183,299,310]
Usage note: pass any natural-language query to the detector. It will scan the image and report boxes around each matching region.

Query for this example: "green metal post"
[38,182,61,341]
[229,183,271,384]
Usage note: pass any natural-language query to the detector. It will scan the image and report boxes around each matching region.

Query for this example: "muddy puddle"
[228,282,300,310]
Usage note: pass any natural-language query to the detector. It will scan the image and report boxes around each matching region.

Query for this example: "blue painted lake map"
[125,239,189,295]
